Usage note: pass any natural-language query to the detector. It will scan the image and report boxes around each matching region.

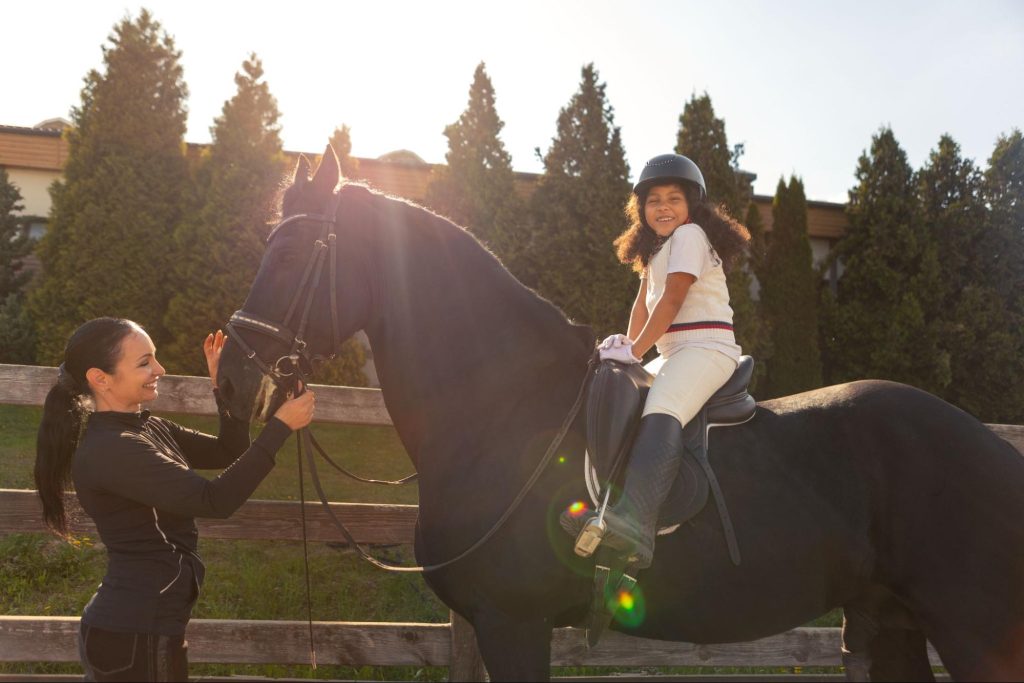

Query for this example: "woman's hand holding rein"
[274,391,316,430]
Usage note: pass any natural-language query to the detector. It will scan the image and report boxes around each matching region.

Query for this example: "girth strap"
[686,409,742,566]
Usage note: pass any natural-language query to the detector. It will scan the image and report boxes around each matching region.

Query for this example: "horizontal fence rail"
[0,617,943,668]
[0,364,392,426]
[3,364,1023,454]
[1,363,1018,678]
[0,489,418,545]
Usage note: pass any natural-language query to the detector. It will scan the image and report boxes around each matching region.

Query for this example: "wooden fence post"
[448,610,487,681]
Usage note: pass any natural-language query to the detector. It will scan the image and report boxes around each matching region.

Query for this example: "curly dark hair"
[614,181,750,274]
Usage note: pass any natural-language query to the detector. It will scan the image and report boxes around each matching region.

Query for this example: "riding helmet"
[633,153,707,201]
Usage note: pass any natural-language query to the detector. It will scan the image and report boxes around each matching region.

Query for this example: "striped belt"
[666,321,734,333]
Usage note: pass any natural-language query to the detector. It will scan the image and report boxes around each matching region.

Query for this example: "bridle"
[224,192,344,390]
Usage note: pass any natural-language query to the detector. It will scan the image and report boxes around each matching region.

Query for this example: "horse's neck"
[363,219,591,458]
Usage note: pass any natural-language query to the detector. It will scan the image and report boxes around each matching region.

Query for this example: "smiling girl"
[34,317,314,681]
[565,153,750,568]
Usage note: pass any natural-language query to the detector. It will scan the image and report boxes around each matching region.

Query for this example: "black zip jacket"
[71,398,291,636]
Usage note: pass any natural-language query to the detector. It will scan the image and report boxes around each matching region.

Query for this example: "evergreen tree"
[675,92,750,218]
[981,130,1024,316]
[163,54,286,375]
[739,201,769,390]
[823,127,948,392]
[745,201,768,286]
[308,333,368,388]
[29,10,188,363]
[760,177,822,397]
[425,62,525,273]
[917,135,986,298]
[946,130,1024,422]
[0,168,30,299]
[329,124,361,179]
[675,92,765,383]
[0,169,36,363]
[526,63,632,338]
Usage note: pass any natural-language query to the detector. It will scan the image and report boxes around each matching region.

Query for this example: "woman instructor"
[34,317,314,681]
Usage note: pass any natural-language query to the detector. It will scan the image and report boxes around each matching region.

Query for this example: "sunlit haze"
[5,0,1023,201]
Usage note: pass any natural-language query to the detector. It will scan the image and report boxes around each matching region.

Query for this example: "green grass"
[2,403,850,679]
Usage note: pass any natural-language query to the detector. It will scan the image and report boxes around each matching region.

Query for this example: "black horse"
[217,147,1024,681]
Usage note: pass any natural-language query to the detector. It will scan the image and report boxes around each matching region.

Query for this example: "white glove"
[600,343,641,364]
[599,333,632,350]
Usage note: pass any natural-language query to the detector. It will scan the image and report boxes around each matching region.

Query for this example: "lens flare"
[558,456,567,464]
[568,501,588,517]
[609,584,646,629]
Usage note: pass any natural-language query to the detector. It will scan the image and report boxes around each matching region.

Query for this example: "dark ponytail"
[34,318,139,538]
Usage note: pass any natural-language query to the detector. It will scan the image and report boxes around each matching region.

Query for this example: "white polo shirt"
[643,223,741,361]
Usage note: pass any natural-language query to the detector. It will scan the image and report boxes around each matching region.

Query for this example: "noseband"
[225,192,344,389]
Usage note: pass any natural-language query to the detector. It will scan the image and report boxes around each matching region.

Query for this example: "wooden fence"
[2,363,1022,679]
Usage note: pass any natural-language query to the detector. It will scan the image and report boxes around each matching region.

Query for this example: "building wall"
[7,168,56,218]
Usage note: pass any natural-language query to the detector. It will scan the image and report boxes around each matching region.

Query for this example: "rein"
[295,350,597,573]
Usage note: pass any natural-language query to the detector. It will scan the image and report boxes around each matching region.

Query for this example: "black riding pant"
[78,623,188,682]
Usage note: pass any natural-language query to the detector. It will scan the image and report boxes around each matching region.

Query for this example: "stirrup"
[574,516,607,558]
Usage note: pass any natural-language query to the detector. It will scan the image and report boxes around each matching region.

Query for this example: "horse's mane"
[340,182,593,346]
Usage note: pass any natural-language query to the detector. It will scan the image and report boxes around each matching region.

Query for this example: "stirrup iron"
[574,490,611,557]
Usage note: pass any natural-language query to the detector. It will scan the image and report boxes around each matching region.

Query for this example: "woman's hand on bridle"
[204,330,226,388]
[274,391,316,430]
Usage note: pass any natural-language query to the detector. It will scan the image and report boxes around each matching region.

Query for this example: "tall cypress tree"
[675,92,765,382]
[426,62,524,272]
[29,10,188,363]
[981,130,1024,317]
[738,201,769,389]
[163,54,285,375]
[0,168,30,300]
[947,130,1024,422]
[745,201,768,287]
[760,177,822,397]
[0,169,36,363]
[525,64,632,338]
[329,124,361,179]
[823,127,948,392]
[675,92,750,218]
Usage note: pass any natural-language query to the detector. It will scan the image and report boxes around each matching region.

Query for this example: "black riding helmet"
[633,153,707,201]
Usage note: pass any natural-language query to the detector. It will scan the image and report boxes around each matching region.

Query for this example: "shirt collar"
[90,409,152,429]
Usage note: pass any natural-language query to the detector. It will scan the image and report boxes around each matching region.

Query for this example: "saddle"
[578,355,756,646]
[585,355,756,546]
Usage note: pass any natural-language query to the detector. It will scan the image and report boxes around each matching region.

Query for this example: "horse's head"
[218,145,374,422]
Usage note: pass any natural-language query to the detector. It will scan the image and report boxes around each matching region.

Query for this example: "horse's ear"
[293,154,311,187]
[311,144,340,195]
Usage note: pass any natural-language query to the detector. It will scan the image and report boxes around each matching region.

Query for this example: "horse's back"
[772,380,1024,676]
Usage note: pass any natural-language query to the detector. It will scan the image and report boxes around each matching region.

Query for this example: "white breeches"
[642,346,738,426]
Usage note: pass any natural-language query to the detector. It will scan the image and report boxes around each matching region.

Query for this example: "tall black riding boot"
[564,412,685,568]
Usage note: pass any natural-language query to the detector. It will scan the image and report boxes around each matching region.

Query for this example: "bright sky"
[5,0,1023,202]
